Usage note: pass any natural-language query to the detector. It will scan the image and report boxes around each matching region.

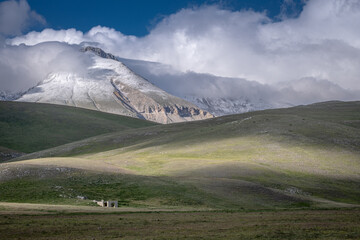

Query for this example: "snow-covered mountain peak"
[90,57,166,95]
[14,47,213,123]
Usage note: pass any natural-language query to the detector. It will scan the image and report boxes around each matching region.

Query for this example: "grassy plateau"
[0,101,359,239]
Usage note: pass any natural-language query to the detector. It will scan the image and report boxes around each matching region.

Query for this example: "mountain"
[116,57,292,116]
[184,96,274,116]
[14,47,213,124]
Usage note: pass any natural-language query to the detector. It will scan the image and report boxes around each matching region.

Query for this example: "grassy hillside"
[0,101,157,154]
[1,101,360,210]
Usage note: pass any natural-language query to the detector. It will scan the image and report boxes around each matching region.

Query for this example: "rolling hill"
[0,101,156,158]
[1,101,359,210]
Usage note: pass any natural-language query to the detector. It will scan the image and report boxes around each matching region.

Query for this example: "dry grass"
[0,206,359,239]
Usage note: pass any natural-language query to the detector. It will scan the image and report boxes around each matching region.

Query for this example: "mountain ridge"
[13,46,213,124]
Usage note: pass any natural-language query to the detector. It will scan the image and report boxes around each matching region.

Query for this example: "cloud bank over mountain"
[1,0,360,106]
[0,0,45,37]
[0,42,92,94]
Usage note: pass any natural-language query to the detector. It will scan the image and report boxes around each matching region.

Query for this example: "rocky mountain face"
[80,46,117,60]
[185,96,274,116]
[15,47,213,124]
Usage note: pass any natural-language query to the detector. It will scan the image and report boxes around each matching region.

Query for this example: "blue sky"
[27,0,305,36]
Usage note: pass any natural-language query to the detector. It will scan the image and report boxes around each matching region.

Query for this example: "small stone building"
[95,200,118,208]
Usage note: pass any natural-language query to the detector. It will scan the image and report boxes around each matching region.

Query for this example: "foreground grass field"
[0,205,359,240]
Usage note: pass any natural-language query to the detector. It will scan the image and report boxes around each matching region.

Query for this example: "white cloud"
[276,77,359,105]
[10,28,84,45]
[9,0,360,91]
[0,42,92,93]
[120,57,359,107]
[0,0,45,36]
[3,0,360,106]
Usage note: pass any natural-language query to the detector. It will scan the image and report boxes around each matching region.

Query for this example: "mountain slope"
[117,57,290,116]
[184,96,274,116]
[0,101,156,154]
[3,101,360,210]
[15,47,213,123]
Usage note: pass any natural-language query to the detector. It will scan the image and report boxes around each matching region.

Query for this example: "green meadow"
[0,101,156,154]
[0,101,359,239]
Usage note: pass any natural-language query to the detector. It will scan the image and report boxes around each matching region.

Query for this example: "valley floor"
[0,203,359,239]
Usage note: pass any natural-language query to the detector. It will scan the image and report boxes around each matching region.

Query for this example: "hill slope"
[1,101,360,210]
[0,101,156,156]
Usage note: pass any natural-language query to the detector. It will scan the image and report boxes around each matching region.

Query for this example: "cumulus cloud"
[0,0,45,37]
[276,77,359,105]
[9,0,360,92]
[120,57,359,107]
[10,28,84,45]
[118,57,271,99]
[3,0,360,107]
[0,42,92,94]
